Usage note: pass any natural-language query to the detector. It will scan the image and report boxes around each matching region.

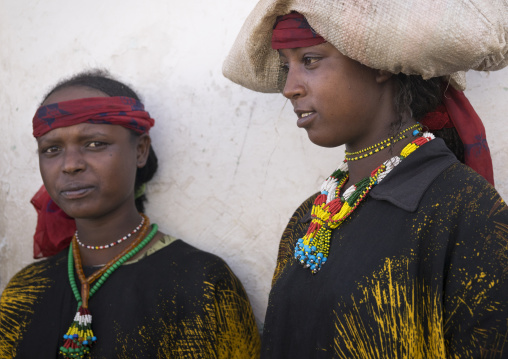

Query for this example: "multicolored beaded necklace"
[344,123,422,161]
[75,216,145,250]
[59,213,158,359]
[295,132,435,274]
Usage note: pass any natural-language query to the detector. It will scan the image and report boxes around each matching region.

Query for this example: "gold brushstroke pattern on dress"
[411,181,507,358]
[273,193,317,286]
[0,261,54,358]
[493,219,508,276]
[444,272,502,358]
[333,257,446,358]
[329,179,507,359]
[488,197,507,218]
[113,269,260,358]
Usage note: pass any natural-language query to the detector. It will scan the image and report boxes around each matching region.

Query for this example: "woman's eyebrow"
[76,132,110,140]
[36,131,110,145]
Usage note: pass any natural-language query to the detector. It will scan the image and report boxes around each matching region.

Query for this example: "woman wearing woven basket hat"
[0,70,260,358]
[224,0,508,357]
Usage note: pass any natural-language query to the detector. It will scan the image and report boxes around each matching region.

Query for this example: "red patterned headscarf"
[31,96,155,258]
[421,86,494,186]
[31,186,76,258]
[272,12,326,49]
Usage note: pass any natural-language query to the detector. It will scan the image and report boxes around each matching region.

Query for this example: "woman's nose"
[282,67,306,100]
[62,148,86,174]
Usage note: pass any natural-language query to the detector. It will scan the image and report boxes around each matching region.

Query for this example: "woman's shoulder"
[440,161,496,186]
[426,163,508,267]
[413,162,507,235]
[140,237,240,282]
[434,162,503,202]
[291,193,319,221]
[270,193,318,285]
[284,193,319,237]
[0,250,67,353]
[156,237,229,263]
[3,250,67,293]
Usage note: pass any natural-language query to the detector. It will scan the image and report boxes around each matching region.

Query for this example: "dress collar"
[370,137,458,212]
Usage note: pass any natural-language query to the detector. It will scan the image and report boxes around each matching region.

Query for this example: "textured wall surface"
[0,0,507,329]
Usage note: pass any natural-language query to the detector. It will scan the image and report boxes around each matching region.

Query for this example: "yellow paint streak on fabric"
[115,274,259,358]
[333,257,446,358]
[213,286,261,358]
[446,270,498,328]
[493,221,508,275]
[0,263,53,358]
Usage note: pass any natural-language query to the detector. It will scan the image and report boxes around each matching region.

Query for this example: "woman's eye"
[87,141,107,148]
[280,62,289,72]
[303,57,320,66]
[41,146,60,154]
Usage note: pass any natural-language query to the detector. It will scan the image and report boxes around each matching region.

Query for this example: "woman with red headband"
[0,70,260,358]
[224,0,508,357]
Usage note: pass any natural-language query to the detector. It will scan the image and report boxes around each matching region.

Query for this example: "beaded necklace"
[344,123,422,161]
[59,213,158,359]
[295,132,435,274]
[75,216,145,250]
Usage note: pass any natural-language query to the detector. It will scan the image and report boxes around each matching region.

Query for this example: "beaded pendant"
[295,132,434,274]
[59,305,96,357]
[59,218,158,359]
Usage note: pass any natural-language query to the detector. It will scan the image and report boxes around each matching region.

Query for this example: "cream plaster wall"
[0,0,507,329]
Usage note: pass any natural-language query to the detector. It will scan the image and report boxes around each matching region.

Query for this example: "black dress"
[261,139,508,358]
[1,236,260,358]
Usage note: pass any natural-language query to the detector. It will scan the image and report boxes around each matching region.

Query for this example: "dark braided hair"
[392,74,465,163]
[42,69,158,213]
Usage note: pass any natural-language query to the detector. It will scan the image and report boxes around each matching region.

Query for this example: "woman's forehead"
[36,122,129,143]
[43,86,107,106]
[278,43,333,57]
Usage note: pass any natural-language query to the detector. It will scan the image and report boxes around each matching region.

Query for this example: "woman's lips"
[60,186,94,199]
[297,111,316,128]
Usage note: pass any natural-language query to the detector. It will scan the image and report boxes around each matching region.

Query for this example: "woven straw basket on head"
[223,0,508,92]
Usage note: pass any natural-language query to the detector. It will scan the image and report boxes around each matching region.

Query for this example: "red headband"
[272,12,326,49]
[33,96,154,137]
[421,86,494,186]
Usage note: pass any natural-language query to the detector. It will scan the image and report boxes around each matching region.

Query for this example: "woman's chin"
[306,132,343,148]
[59,204,100,221]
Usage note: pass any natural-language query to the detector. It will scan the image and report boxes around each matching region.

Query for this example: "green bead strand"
[68,247,82,303]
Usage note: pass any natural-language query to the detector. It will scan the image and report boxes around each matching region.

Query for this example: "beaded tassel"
[59,305,96,358]
[295,132,434,274]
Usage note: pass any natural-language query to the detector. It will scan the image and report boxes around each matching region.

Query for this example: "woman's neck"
[343,123,419,191]
[74,206,143,266]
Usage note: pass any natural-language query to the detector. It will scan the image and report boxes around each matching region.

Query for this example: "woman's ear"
[136,134,151,168]
[376,70,393,84]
